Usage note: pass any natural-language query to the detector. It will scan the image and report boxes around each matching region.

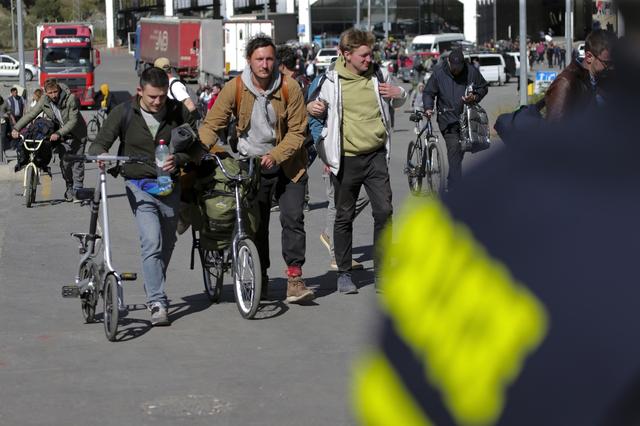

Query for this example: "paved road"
[0,49,516,425]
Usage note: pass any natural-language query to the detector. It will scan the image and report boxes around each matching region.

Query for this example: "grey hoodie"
[237,66,282,159]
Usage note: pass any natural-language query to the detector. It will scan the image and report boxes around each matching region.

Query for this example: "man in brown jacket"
[545,30,616,122]
[198,34,314,304]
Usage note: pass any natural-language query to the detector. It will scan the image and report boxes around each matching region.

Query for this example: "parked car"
[468,53,507,86]
[0,54,37,81]
[314,47,339,72]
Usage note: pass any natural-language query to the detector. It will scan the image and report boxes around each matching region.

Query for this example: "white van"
[468,53,507,86]
[411,33,465,55]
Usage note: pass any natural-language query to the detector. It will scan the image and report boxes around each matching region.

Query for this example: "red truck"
[135,17,200,80]
[34,23,101,108]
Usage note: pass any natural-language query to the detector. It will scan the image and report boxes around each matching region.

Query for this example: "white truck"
[199,15,297,85]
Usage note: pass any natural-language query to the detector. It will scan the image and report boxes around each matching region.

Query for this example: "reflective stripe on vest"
[353,199,549,425]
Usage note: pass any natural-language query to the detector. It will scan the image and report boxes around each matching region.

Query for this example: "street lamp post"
[10,0,15,50]
[565,0,572,67]
[384,0,389,40]
[17,0,25,89]
[357,0,361,29]
[493,0,497,42]
[519,0,528,106]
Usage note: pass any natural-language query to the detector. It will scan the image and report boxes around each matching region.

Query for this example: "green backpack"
[194,155,260,251]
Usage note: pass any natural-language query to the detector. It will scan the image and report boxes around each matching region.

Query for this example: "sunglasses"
[594,54,613,68]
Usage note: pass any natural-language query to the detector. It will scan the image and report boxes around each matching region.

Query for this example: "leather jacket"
[544,59,595,122]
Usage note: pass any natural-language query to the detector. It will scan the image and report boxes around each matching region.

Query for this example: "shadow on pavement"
[32,198,66,207]
[307,200,328,211]
[94,304,154,342]
[168,292,215,323]
[352,244,372,262]
[254,299,289,320]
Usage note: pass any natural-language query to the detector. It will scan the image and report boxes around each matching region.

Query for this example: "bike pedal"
[61,285,80,298]
[120,272,137,281]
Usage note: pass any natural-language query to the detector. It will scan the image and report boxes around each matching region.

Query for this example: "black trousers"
[442,124,464,190]
[255,169,307,276]
[332,149,393,273]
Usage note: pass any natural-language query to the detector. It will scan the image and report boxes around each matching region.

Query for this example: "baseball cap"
[154,57,171,71]
[448,49,465,66]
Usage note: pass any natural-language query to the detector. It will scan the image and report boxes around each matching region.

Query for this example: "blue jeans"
[125,180,180,307]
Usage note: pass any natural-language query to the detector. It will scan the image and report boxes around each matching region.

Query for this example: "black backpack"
[16,117,55,170]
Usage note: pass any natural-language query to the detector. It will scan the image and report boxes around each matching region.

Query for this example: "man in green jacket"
[12,79,88,201]
[89,67,198,326]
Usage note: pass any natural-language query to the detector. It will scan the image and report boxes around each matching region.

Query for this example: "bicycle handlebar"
[202,153,255,182]
[64,154,149,164]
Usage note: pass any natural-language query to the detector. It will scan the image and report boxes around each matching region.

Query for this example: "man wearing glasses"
[545,29,616,122]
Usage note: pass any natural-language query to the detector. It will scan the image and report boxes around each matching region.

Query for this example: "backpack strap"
[373,62,385,84]
[169,78,181,100]
[118,99,134,145]
[307,73,327,103]
[281,77,289,105]
[108,99,134,178]
[234,76,243,116]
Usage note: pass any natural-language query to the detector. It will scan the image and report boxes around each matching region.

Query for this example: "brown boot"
[286,276,315,304]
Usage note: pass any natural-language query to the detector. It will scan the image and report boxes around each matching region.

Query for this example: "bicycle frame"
[72,155,143,309]
[21,137,45,194]
[413,113,434,146]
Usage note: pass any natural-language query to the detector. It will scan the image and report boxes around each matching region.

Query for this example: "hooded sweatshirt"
[237,66,282,159]
[335,56,386,156]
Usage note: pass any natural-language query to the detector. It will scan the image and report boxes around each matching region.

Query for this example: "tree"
[31,0,62,21]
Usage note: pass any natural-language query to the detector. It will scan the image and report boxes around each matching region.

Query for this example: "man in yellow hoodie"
[307,28,406,293]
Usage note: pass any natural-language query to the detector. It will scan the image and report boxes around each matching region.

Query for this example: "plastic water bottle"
[155,139,172,194]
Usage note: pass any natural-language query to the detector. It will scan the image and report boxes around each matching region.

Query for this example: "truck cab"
[35,24,100,108]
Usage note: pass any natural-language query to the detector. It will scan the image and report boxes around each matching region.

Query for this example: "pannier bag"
[459,86,491,153]
[194,154,260,251]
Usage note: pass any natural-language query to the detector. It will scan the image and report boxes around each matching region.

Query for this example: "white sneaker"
[149,302,170,326]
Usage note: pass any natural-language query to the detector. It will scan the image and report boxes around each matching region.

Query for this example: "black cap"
[448,49,465,66]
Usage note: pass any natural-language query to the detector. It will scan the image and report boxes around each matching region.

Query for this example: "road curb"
[0,164,20,182]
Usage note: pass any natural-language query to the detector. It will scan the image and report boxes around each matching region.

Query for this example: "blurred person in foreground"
[352,1,640,424]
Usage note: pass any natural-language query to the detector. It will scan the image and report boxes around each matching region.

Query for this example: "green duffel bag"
[194,155,260,251]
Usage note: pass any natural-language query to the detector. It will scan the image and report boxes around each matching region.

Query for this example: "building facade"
[114,0,610,47]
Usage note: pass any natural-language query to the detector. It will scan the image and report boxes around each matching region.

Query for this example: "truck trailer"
[135,15,297,84]
[136,17,201,80]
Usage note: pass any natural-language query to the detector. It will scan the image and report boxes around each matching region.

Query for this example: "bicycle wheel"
[79,262,98,323]
[406,139,425,195]
[199,248,224,303]
[233,239,262,319]
[103,274,119,341]
[426,136,449,195]
[24,167,35,207]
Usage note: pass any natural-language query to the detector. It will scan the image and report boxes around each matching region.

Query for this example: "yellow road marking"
[41,172,52,200]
